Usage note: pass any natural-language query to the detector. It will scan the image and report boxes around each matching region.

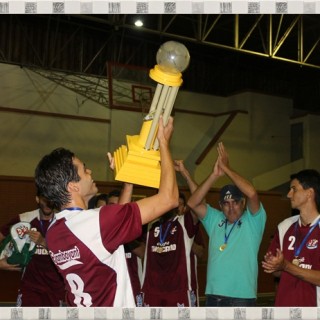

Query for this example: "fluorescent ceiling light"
[135,20,143,27]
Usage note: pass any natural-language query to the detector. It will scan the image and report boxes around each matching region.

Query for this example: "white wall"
[1,62,311,191]
[0,63,110,180]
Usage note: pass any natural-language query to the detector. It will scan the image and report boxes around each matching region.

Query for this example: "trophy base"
[114,135,161,189]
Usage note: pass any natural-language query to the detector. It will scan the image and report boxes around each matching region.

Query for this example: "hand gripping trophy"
[113,41,190,188]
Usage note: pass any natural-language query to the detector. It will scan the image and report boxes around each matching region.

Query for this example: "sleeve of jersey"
[247,202,267,232]
[267,229,280,256]
[200,205,221,234]
[184,210,199,238]
[99,202,142,252]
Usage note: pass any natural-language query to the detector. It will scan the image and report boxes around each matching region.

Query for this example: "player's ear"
[308,187,315,200]
[35,196,40,204]
[67,182,79,193]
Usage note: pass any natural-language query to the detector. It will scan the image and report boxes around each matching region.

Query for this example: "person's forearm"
[182,169,198,194]
[138,117,178,224]
[222,165,260,213]
[118,183,133,204]
[139,142,178,225]
[38,237,47,248]
[158,141,179,209]
[187,172,218,209]
[222,166,256,199]
[283,260,320,286]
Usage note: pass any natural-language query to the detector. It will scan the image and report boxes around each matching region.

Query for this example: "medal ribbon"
[65,207,84,211]
[224,218,240,245]
[294,218,320,258]
[159,221,172,244]
[39,218,53,235]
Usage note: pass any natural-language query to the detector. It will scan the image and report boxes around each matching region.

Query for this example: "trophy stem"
[138,120,153,147]
[149,83,163,115]
[144,85,169,150]
[153,86,179,150]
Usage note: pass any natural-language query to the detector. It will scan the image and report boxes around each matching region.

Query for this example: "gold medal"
[220,218,240,253]
[292,258,300,266]
[157,247,163,253]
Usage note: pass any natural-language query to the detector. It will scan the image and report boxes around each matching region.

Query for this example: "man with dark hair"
[187,142,266,306]
[263,169,320,306]
[34,116,178,307]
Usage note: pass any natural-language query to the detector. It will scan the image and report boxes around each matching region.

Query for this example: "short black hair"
[94,193,109,207]
[35,148,79,211]
[290,169,320,211]
[108,189,121,198]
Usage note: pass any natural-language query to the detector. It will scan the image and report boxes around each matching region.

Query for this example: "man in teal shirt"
[187,142,266,306]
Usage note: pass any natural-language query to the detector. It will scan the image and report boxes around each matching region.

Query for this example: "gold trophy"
[113,41,190,188]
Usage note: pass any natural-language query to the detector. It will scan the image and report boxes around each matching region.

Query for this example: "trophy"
[113,41,190,188]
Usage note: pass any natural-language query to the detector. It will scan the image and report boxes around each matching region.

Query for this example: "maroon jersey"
[124,242,142,305]
[47,203,141,307]
[141,211,198,306]
[268,215,320,306]
[0,209,65,306]
[190,226,205,306]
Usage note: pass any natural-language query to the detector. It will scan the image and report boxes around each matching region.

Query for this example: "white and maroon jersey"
[47,203,142,307]
[141,211,198,306]
[268,215,320,306]
[1,210,65,303]
[190,225,205,306]
[124,243,143,305]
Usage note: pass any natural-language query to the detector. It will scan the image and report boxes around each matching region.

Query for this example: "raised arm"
[107,152,133,205]
[217,142,260,214]
[174,160,198,193]
[118,183,133,205]
[187,158,223,219]
[174,160,199,224]
[136,116,179,225]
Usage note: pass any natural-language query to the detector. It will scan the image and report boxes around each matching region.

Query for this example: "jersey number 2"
[288,235,295,251]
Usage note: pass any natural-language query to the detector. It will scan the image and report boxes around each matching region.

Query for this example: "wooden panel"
[0,177,36,302]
